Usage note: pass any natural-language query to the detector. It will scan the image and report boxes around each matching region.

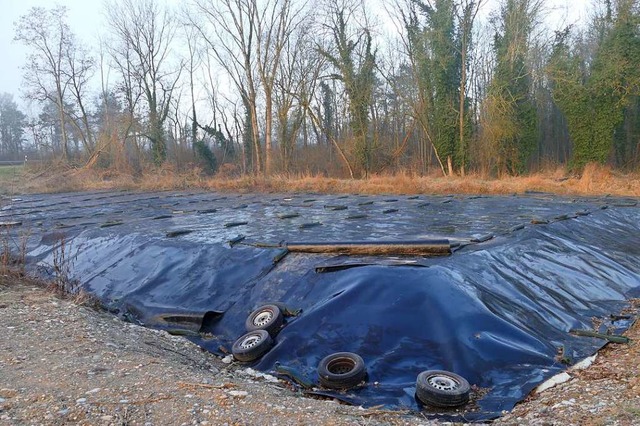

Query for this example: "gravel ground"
[495,303,640,426]
[0,278,438,426]
[1,278,639,426]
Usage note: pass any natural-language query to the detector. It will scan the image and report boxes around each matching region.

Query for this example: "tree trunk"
[459,48,467,177]
[264,89,273,176]
[191,76,197,145]
[55,82,68,160]
[249,101,262,175]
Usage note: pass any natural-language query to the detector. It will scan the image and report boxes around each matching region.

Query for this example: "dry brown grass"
[14,162,640,197]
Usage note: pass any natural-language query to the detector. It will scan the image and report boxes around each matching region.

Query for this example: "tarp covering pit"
[3,191,639,421]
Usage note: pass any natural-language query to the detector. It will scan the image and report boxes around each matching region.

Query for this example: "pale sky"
[0,0,590,110]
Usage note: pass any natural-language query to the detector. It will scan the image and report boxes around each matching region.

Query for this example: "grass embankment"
[6,162,640,197]
[0,165,24,194]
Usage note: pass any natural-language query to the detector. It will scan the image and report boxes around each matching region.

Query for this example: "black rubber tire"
[245,304,284,336]
[415,370,470,408]
[232,330,273,362]
[317,352,367,390]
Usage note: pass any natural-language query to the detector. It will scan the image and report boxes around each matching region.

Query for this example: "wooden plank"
[285,240,451,256]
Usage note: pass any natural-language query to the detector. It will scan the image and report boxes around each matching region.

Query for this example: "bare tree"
[189,0,306,175]
[14,5,91,160]
[190,0,263,174]
[254,0,307,174]
[200,54,239,164]
[105,0,182,166]
[456,0,485,175]
[177,14,204,147]
[63,42,95,154]
[274,22,322,173]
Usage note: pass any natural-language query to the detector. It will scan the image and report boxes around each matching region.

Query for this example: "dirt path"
[1,278,639,426]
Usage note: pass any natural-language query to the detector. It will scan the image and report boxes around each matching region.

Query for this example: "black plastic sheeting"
[2,191,640,421]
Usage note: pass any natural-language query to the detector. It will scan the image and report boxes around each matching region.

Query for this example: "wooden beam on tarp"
[283,240,451,256]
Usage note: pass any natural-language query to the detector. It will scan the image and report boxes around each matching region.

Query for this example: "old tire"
[245,304,284,336]
[317,352,367,390]
[415,370,470,408]
[232,330,273,362]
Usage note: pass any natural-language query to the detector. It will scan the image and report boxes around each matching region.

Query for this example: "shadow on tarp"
[7,192,640,422]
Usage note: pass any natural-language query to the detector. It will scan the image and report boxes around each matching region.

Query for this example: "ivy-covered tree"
[320,82,335,147]
[193,139,218,175]
[600,0,640,168]
[486,0,540,175]
[0,94,27,159]
[318,2,376,178]
[404,4,437,173]
[402,0,479,175]
[549,0,640,169]
[424,0,461,176]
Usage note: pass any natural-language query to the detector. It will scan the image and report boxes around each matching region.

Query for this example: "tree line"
[4,0,640,177]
